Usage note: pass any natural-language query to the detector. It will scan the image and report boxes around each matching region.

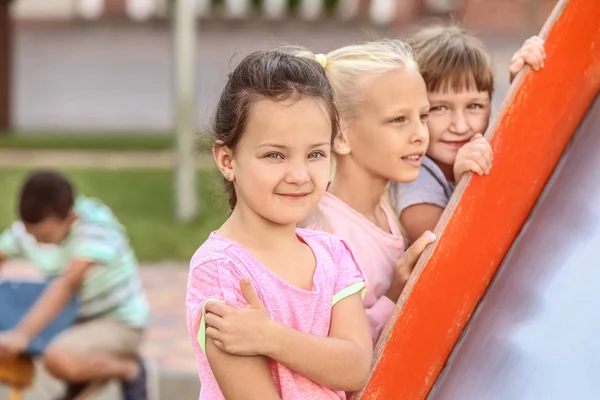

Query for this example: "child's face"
[426,88,491,167]
[24,212,76,245]
[228,96,332,226]
[341,65,430,183]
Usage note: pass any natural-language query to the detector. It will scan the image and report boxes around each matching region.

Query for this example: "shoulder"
[299,203,334,233]
[0,221,26,239]
[391,157,450,213]
[0,222,28,255]
[186,236,250,314]
[297,228,352,264]
[75,196,116,221]
[188,235,247,278]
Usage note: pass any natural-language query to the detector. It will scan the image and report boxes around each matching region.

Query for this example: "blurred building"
[2,0,557,132]
[12,0,556,33]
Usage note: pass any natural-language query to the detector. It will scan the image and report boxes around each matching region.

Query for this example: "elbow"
[352,366,371,392]
[342,355,372,392]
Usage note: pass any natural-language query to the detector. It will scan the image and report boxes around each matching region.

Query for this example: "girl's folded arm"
[264,292,373,392]
[206,337,281,400]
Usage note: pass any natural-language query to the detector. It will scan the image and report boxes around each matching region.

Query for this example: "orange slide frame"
[353,0,600,399]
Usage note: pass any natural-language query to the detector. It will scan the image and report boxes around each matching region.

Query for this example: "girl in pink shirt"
[186,50,372,400]
[299,40,438,343]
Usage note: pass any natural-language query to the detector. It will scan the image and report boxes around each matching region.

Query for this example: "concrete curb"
[0,149,213,169]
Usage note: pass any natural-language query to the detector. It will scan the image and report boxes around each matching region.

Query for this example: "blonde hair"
[295,39,417,122]
[408,24,494,95]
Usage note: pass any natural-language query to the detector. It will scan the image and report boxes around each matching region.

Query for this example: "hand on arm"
[0,259,93,360]
[205,277,373,392]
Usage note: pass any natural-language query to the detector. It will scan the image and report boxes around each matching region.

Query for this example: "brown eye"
[468,104,484,110]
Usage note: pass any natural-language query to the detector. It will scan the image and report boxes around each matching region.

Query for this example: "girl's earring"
[224,172,233,181]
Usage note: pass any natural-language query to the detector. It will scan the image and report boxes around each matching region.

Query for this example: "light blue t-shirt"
[0,196,149,327]
[390,156,456,215]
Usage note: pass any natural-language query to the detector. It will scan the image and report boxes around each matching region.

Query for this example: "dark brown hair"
[408,25,494,96]
[19,170,75,223]
[211,50,339,210]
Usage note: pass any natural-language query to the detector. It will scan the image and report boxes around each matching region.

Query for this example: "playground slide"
[353,0,600,398]
[427,96,600,400]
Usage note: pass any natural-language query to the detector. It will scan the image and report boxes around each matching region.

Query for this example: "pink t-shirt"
[303,192,405,343]
[186,228,366,400]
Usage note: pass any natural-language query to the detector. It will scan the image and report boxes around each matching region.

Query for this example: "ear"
[213,141,235,182]
[66,210,78,226]
[332,128,351,156]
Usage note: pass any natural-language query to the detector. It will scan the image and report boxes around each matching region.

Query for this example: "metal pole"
[0,0,12,131]
[173,0,198,222]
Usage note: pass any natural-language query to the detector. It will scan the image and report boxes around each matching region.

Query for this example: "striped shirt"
[0,196,148,327]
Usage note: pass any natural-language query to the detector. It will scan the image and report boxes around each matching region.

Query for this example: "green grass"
[0,168,229,262]
[0,132,213,152]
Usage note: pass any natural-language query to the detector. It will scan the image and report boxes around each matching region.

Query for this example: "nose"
[410,118,429,145]
[449,110,470,135]
[285,158,311,185]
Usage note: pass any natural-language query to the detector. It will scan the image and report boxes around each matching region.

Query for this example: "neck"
[219,203,299,252]
[328,155,388,217]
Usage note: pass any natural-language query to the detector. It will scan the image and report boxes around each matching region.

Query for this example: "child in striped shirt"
[0,170,151,400]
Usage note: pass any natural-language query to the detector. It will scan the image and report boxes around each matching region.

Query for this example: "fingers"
[212,339,225,351]
[0,346,16,362]
[470,133,483,142]
[509,57,525,81]
[205,326,223,342]
[402,230,437,266]
[205,301,234,317]
[512,36,545,61]
[511,36,546,76]
[239,276,262,308]
[463,137,493,170]
[520,47,545,70]
[510,36,545,83]
[462,159,486,176]
[204,312,224,330]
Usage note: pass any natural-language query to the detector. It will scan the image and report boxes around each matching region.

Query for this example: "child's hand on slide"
[204,277,273,357]
[386,231,437,303]
[510,36,546,83]
[453,134,493,182]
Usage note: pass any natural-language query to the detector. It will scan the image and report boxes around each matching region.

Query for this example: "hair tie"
[315,53,328,69]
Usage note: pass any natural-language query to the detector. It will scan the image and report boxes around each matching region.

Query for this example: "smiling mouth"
[442,140,470,148]
[277,193,310,198]
[402,154,422,161]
